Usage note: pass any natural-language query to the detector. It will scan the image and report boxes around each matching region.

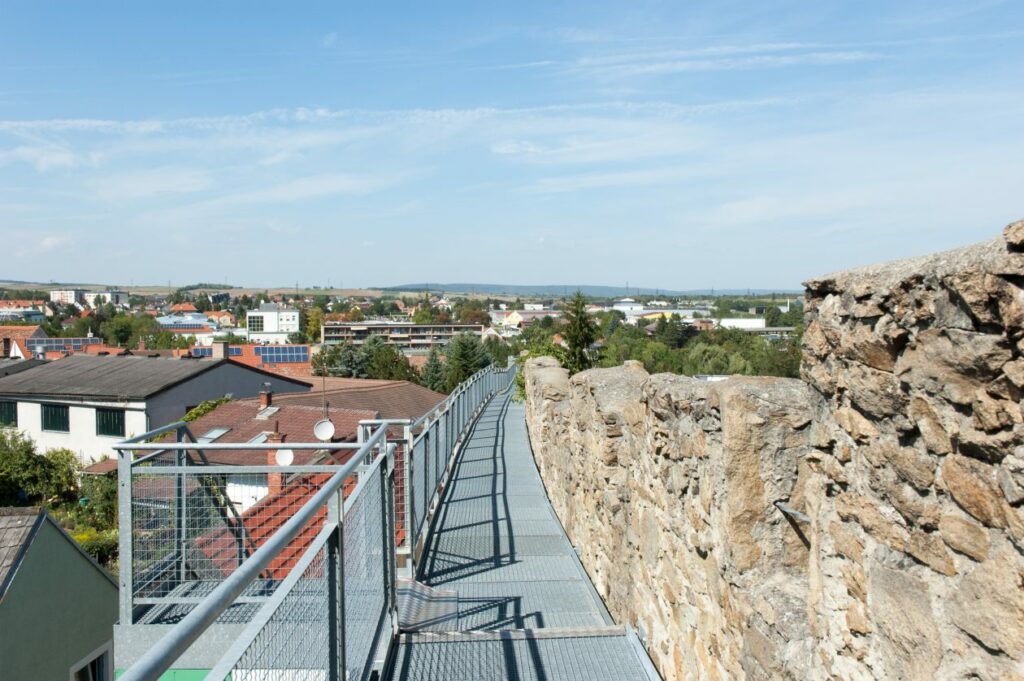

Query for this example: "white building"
[612,298,644,313]
[83,291,129,308]
[523,303,546,311]
[246,303,301,344]
[49,289,85,306]
[718,318,767,330]
[0,354,311,464]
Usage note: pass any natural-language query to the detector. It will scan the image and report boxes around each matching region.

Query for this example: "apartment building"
[321,321,484,350]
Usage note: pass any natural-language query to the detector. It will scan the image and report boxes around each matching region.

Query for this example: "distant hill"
[385,283,802,298]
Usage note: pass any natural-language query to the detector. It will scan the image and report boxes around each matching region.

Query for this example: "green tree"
[362,335,418,381]
[484,336,512,367]
[306,307,324,343]
[0,430,80,506]
[764,306,783,327]
[562,291,597,375]
[420,347,447,392]
[445,333,490,390]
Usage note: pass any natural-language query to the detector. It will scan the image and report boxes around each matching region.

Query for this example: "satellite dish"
[313,419,336,442]
[274,448,294,466]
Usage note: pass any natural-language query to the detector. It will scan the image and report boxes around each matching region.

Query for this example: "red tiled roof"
[169,326,213,334]
[0,300,43,309]
[162,399,377,466]
[170,303,198,313]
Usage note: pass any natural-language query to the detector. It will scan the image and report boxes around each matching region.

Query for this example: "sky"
[1,1,1022,290]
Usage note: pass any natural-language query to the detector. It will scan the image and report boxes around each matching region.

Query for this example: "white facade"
[718,318,767,330]
[246,305,300,335]
[1,362,310,464]
[83,291,129,308]
[49,289,84,306]
[9,400,148,464]
[523,303,546,311]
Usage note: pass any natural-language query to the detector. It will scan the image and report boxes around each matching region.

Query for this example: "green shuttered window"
[42,404,70,432]
[96,408,125,437]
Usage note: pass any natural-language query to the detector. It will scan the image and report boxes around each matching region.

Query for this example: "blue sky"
[1,1,1022,290]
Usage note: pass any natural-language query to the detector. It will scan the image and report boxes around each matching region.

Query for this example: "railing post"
[176,427,188,584]
[403,423,414,557]
[327,526,341,681]
[384,444,398,638]
[328,489,344,680]
[117,446,134,625]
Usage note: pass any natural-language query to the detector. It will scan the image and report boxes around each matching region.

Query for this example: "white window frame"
[68,640,112,681]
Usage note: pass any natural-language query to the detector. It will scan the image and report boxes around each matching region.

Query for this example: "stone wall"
[522,222,1024,681]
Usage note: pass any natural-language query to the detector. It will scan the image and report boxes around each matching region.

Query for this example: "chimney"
[259,390,273,409]
[211,341,229,359]
[267,422,284,496]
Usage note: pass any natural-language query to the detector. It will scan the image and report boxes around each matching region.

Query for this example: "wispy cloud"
[321,32,338,48]
[0,144,77,171]
[87,167,213,202]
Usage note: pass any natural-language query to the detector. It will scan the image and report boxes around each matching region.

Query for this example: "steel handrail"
[118,424,389,681]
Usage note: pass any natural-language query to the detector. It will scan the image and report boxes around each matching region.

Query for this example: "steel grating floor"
[388,395,660,681]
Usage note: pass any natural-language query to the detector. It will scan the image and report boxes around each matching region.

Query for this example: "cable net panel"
[343,466,390,681]
[230,544,331,681]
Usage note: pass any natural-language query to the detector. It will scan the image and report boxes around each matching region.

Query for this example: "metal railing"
[116,362,516,681]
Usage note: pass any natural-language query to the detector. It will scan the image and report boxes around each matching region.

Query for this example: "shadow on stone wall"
[523,220,1024,681]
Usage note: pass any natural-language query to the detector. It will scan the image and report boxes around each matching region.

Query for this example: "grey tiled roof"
[0,507,43,600]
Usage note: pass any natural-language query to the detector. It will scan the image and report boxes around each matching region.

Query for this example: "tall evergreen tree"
[445,333,490,390]
[420,347,447,392]
[563,290,597,375]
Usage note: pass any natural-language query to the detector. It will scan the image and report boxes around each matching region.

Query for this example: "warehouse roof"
[0,354,310,400]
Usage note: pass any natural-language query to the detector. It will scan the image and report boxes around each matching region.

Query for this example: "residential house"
[206,310,236,327]
[0,354,312,464]
[153,393,376,512]
[0,325,48,359]
[0,507,118,681]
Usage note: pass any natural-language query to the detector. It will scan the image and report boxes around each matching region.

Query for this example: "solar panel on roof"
[255,346,309,363]
[26,337,102,352]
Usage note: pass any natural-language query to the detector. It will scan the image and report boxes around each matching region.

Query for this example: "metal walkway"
[388,395,660,681]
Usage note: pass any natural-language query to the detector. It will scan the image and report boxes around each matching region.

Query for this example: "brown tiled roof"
[83,458,117,475]
[275,377,446,421]
[0,326,43,340]
[162,399,377,466]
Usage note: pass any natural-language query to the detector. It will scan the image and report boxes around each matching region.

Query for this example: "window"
[42,404,69,432]
[247,314,264,332]
[95,408,125,437]
[71,643,111,681]
[0,401,15,426]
